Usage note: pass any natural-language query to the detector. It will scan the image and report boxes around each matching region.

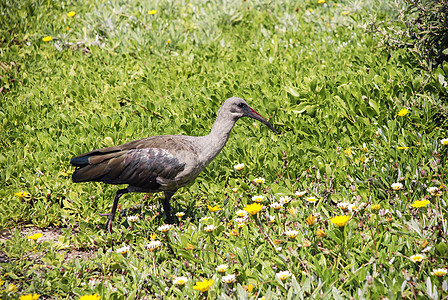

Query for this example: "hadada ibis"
[70,97,278,232]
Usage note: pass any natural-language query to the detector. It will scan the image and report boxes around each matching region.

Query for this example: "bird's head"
[221,97,278,134]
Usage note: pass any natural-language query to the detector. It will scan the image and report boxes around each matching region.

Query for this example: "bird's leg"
[162,191,175,224]
[100,188,128,233]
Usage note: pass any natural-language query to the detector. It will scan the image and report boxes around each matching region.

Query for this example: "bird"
[70,97,278,232]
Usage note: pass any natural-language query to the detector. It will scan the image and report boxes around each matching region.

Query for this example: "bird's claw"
[165,215,175,225]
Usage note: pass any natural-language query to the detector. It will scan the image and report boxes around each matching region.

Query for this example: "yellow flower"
[235,218,246,228]
[279,196,291,204]
[166,39,171,44]
[253,177,265,184]
[19,294,40,300]
[287,207,296,216]
[247,283,254,293]
[144,241,162,252]
[270,202,283,210]
[349,203,359,212]
[431,268,448,277]
[15,191,29,198]
[207,205,221,212]
[176,212,185,217]
[67,11,76,17]
[204,224,216,232]
[149,10,157,15]
[305,196,318,203]
[371,204,381,210]
[221,274,236,284]
[115,245,130,254]
[252,195,264,203]
[391,182,403,191]
[305,214,316,226]
[330,215,350,227]
[411,199,430,208]
[42,36,53,42]
[344,147,352,157]
[185,243,195,250]
[173,276,189,286]
[302,239,311,247]
[363,143,368,153]
[397,146,409,150]
[8,283,17,292]
[193,279,213,292]
[232,187,238,193]
[66,26,70,31]
[341,11,350,15]
[127,215,139,223]
[441,138,448,145]
[316,228,326,238]
[318,0,325,3]
[216,264,228,273]
[427,186,442,196]
[78,295,101,300]
[276,271,291,281]
[27,233,43,241]
[150,233,157,240]
[243,203,263,215]
[157,224,172,232]
[295,190,307,197]
[235,209,247,217]
[397,108,409,117]
[409,254,425,262]
[284,230,299,239]
[229,228,239,236]
[337,202,350,210]
[234,163,245,171]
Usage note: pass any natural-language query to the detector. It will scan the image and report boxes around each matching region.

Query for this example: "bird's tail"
[70,150,121,183]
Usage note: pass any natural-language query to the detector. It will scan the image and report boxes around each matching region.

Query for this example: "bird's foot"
[165,214,175,225]
[99,212,115,233]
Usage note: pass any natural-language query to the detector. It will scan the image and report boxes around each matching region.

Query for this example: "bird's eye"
[237,102,245,108]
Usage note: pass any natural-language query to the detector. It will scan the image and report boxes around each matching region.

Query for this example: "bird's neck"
[201,114,237,161]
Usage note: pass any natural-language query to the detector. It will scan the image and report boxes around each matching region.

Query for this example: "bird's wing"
[71,147,186,190]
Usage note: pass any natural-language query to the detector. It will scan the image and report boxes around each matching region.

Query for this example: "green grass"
[1,0,448,299]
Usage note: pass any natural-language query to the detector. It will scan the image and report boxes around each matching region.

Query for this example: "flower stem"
[368,214,379,258]
[255,216,277,251]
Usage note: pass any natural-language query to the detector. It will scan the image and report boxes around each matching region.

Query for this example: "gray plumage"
[70,97,278,232]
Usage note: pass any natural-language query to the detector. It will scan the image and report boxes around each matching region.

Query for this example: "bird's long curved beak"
[245,108,279,134]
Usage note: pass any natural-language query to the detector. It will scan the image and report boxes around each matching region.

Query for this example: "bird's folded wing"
[71,148,185,189]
